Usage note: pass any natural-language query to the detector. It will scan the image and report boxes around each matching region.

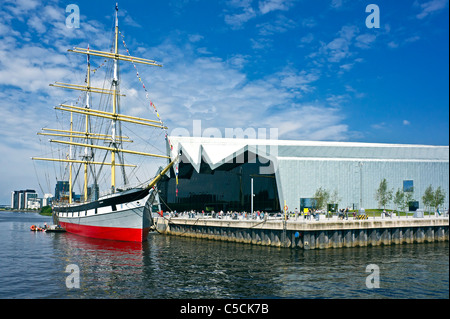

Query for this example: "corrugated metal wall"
[277,159,449,211]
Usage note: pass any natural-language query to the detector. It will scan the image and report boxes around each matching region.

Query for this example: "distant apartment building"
[27,197,41,210]
[11,189,39,210]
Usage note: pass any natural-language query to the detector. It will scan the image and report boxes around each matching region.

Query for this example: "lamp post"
[250,177,254,215]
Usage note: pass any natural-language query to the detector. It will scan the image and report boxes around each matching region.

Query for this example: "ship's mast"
[69,111,73,204]
[33,3,169,201]
[111,4,119,193]
[84,45,91,201]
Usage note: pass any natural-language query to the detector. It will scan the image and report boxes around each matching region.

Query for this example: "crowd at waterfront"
[160,210,272,220]
[156,208,449,221]
[158,208,356,221]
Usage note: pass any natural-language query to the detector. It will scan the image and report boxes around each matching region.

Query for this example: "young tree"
[375,178,393,210]
[422,185,434,213]
[404,191,414,213]
[393,188,405,213]
[314,187,330,211]
[432,186,446,213]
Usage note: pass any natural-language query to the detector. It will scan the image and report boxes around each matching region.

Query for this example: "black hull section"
[53,188,151,213]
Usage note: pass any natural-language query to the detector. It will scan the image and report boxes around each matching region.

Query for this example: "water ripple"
[0,212,448,299]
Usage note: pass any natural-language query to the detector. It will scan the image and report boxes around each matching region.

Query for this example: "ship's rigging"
[33,4,173,205]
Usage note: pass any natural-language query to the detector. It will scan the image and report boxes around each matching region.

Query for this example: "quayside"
[154,215,449,249]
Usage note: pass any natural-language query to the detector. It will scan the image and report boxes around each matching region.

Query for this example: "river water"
[0,211,448,299]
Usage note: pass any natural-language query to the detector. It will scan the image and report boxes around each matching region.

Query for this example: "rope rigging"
[33,7,178,203]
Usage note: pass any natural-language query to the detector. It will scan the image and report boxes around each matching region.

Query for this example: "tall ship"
[33,4,176,242]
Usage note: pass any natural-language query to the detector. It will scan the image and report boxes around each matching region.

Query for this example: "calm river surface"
[0,211,448,299]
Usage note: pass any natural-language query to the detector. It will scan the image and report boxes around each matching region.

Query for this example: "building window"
[403,180,414,192]
[300,198,317,212]
[409,201,419,211]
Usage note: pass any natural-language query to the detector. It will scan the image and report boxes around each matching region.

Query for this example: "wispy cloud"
[299,33,314,44]
[224,0,297,29]
[118,9,142,28]
[224,6,257,29]
[415,0,449,19]
[371,122,387,130]
[258,0,296,14]
[266,105,348,140]
[147,43,337,139]
[271,67,320,95]
[354,33,377,49]
[318,25,359,63]
[326,94,350,107]
[256,14,296,36]
[330,0,344,8]
[2,0,40,17]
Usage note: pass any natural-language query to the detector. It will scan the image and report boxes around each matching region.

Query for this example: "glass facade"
[300,198,317,212]
[158,151,280,212]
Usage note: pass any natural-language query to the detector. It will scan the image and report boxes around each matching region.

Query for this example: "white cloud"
[300,33,314,44]
[416,0,449,19]
[250,37,273,50]
[339,63,354,71]
[224,6,257,29]
[339,25,359,41]
[355,33,377,49]
[140,41,346,142]
[387,41,399,49]
[404,35,421,43]
[266,105,349,140]
[224,0,297,29]
[386,33,421,49]
[330,0,344,8]
[309,24,377,76]
[27,14,47,33]
[227,0,253,8]
[371,122,387,130]
[256,14,296,36]
[321,25,359,63]
[258,0,295,14]
[3,0,40,17]
[271,67,320,95]
[188,34,204,43]
[118,9,142,28]
[227,54,250,69]
[345,85,365,98]
[301,18,317,29]
[326,94,350,107]
[0,43,71,92]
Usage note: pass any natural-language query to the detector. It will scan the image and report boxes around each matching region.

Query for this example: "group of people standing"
[159,207,357,221]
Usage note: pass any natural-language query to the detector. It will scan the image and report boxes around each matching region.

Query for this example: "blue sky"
[0,0,448,204]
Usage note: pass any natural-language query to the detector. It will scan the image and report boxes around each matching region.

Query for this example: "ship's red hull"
[59,221,150,242]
